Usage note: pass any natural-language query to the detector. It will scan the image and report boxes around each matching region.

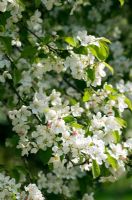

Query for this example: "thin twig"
[63,76,83,95]
[5,57,44,125]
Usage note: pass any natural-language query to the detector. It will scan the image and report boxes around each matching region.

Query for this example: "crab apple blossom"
[0,0,132,199]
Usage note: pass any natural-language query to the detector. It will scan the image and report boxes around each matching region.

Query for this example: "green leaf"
[42,35,52,45]
[21,46,37,58]
[116,117,127,128]
[13,68,21,85]
[104,84,116,93]
[64,37,77,47]
[69,98,77,105]
[12,194,17,200]
[0,25,5,32]
[37,149,52,165]
[99,41,109,60]
[124,97,132,111]
[63,115,75,123]
[112,131,120,143]
[107,154,118,169]
[88,41,109,61]
[83,89,92,102]
[35,0,41,7]
[101,37,111,44]
[86,68,95,82]
[0,36,12,54]
[119,0,125,6]
[70,122,83,129]
[103,62,114,74]
[92,160,101,179]
[73,46,88,55]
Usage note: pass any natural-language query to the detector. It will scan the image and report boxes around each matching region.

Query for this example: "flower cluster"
[0,172,45,200]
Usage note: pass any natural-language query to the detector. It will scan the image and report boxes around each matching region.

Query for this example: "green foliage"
[116,117,127,128]
[63,115,75,123]
[37,149,52,165]
[92,160,101,179]
[0,36,12,54]
[83,89,92,102]
[64,37,77,47]
[119,0,125,6]
[21,45,37,58]
[86,68,95,81]
[112,131,121,143]
[88,41,109,61]
[103,62,114,74]
[73,46,88,55]
[125,97,132,111]
[107,154,118,170]
[70,121,84,129]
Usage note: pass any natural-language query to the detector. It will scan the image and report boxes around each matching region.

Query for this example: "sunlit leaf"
[92,160,101,179]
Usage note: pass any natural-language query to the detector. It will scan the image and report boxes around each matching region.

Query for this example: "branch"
[63,75,84,95]
[5,56,44,125]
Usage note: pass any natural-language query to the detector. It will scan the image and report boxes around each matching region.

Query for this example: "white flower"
[82,193,94,200]
[124,138,132,149]
[104,116,121,132]
[100,175,117,183]
[50,118,67,134]
[92,63,106,86]
[41,0,59,10]
[25,183,45,200]
[12,39,21,47]
[117,96,128,112]
[30,92,48,114]
[109,144,128,160]
[71,103,84,117]
[77,30,99,46]
[0,172,21,199]
[0,1,7,12]
[49,89,62,106]
[0,55,10,69]
[116,80,125,93]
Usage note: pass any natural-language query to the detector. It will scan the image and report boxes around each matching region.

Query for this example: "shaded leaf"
[73,46,88,55]
[86,68,95,81]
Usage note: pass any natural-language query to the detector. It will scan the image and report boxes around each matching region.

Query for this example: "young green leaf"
[107,154,118,169]
[100,37,111,44]
[64,37,77,47]
[63,115,75,123]
[119,0,125,6]
[116,117,127,128]
[124,97,132,111]
[112,131,121,143]
[103,62,114,74]
[92,160,101,179]
[70,122,83,129]
[83,90,91,102]
[88,41,109,61]
[104,84,116,93]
